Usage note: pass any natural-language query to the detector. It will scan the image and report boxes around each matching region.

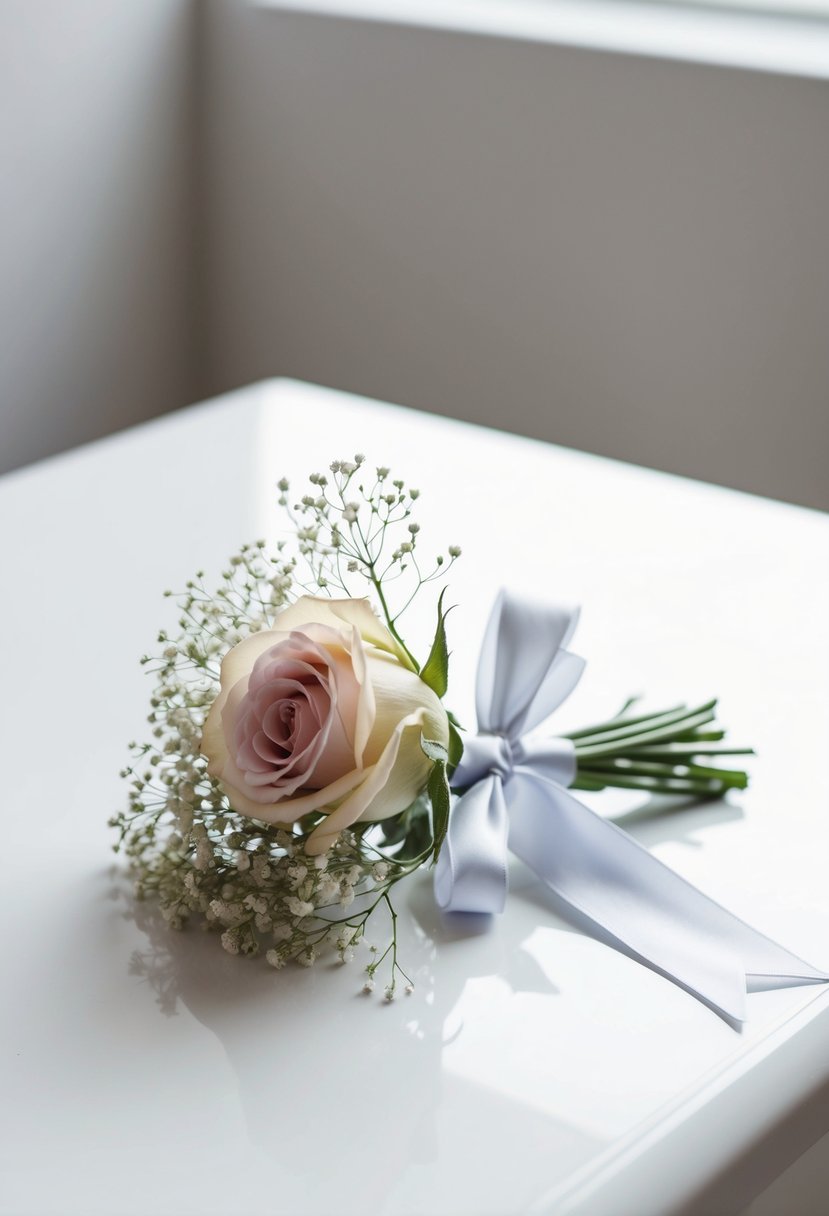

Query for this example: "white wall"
[0,0,200,475]
[203,3,829,510]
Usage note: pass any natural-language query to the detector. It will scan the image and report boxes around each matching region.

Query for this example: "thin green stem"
[565,704,687,740]
[367,563,420,671]
[573,707,719,758]
[569,701,718,749]
[621,743,755,758]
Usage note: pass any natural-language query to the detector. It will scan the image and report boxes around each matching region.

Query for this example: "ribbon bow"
[435,590,826,1024]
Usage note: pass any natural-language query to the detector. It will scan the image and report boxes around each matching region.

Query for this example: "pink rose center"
[225,638,359,799]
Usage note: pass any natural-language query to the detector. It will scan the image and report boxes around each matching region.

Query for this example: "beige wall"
[2,2,827,510]
[202,4,829,510]
[0,0,201,475]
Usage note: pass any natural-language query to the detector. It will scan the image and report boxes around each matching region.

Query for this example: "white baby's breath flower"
[194,838,213,871]
[316,876,339,904]
[221,928,241,955]
[287,863,308,888]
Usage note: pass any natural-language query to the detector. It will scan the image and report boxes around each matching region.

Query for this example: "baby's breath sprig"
[113,459,461,999]
[279,455,460,671]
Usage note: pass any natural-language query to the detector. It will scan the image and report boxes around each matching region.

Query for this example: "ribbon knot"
[434,589,827,1024]
[454,732,514,783]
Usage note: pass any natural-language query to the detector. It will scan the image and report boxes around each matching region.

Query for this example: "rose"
[201,596,448,855]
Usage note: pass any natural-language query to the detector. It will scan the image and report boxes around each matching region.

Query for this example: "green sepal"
[421,733,451,863]
[420,735,449,764]
[420,588,451,699]
[447,717,464,775]
[427,758,452,866]
[397,800,433,861]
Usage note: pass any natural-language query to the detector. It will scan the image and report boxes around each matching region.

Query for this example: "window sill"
[258,0,829,79]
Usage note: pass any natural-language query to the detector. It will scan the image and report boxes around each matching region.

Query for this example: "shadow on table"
[113,865,566,1211]
[612,794,744,850]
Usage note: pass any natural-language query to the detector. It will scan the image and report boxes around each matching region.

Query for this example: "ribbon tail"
[434,775,509,914]
[507,770,827,1024]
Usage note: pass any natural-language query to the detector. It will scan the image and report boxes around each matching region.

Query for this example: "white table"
[2,379,828,1216]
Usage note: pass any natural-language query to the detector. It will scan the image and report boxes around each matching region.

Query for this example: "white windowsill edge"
[257,0,829,80]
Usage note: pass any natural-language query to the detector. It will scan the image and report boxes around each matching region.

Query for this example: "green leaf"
[420,587,451,698]
[427,758,451,865]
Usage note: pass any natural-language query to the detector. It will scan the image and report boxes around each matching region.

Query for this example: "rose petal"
[361,651,448,765]
[273,596,416,671]
[230,653,334,788]
[218,628,289,689]
[304,707,433,855]
[345,624,373,767]
[277,625,371,774]
[218,763,370,823]
[251,729,288,765]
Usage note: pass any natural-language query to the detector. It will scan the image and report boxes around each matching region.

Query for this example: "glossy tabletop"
[2,380,828,1216]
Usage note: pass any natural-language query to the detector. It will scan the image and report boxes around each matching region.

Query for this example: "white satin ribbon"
[434,590,827,1023]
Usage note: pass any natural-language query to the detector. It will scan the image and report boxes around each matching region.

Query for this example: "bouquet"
[112,456,823,1021]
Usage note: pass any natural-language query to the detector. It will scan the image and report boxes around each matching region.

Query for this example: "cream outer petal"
[305,689,449,853]
[304,708,429,854]
[360,651,446,765]
[273,595,416,671]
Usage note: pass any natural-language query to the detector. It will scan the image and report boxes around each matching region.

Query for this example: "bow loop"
[476,590,582,737]
[433,775,509,914]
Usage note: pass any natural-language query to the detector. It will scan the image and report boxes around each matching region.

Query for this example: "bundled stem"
[566,699,752,798]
